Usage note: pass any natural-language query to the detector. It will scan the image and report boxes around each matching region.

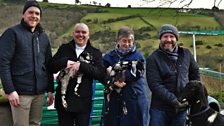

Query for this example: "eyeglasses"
[119,38,133,45]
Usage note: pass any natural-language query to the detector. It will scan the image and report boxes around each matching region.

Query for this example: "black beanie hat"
[23,0,42,15]
[159,24,179,40]
[117,26,134,40]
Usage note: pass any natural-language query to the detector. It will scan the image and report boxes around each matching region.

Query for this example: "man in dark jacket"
[50,23,106,126]
[146,24,200,126]
[0,1,54,126]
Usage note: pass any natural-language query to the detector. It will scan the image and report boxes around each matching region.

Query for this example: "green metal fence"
[41,80,105,126]
[89,81,104,126]
[199,68,224,80]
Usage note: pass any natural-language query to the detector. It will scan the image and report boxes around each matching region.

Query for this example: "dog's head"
[179,80,208,106]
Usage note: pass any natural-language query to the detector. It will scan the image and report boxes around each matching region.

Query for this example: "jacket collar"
[69,39,92,52]
[158,45,184,57]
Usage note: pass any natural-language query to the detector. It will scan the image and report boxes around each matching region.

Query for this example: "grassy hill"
[81,7,224,71]
[0,1,98,47]
[0,1,224,70]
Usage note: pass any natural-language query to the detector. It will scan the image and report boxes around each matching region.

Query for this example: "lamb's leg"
[61,75,70,108]
[74,74,83,96]
[61,95,67,108]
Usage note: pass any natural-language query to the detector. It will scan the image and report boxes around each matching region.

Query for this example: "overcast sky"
[37,0,224,9]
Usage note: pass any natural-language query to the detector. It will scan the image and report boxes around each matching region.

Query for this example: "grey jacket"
[0,19,54,95]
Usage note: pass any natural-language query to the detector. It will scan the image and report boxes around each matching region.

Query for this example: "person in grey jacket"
[0,1,54,126]
[146,24,200,126]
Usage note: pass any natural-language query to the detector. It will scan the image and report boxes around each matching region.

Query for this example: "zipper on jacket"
[32,33,38,94]
[36,37,40,53]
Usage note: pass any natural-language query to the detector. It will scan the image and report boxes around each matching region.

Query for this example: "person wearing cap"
[0,0,54,126]
[146,24,200,126]
[50,23,106,126]
[103,26,149,126]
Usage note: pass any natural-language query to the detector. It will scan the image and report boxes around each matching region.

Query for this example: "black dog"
[179,80,224,126]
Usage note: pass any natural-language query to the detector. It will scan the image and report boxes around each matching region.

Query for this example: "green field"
[80,7,224,71]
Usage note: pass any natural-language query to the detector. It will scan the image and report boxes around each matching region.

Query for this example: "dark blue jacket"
[103,49,149,126]
[146,46,200,112]
[0,19,54,95]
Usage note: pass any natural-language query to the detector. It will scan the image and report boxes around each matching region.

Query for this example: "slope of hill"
[81,7,224,70]
[0,2,98,47]
[1,1,224,70]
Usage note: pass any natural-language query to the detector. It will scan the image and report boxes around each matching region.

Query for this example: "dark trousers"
[57,108,90,126]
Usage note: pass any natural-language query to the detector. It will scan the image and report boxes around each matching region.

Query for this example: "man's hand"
[66,60,80,75]
[70,61,80,73]
[46,92,54,106]
[172,99,189,113]
[66,60,75,69]
[8,91,20,107]
[114,81,126,88]
[176,100,188,108]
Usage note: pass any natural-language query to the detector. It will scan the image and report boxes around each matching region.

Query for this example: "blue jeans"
[149,108,186,126]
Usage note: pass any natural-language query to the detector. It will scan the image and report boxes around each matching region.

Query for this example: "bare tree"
[105,3,111,7]
[75,0,80,5]
[214,0,223,7]
[141,0,192,8]
[93,1,97,5]
[141,0,222,9]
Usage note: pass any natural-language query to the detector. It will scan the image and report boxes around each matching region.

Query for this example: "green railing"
[89,81,104,126]
[199,68,224,80]
[41,80,58,126]
[41,80,105,126]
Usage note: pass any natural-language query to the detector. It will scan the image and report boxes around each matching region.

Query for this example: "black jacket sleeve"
[50,44,70,73]
[0,29,16,94]
[45,37,54,93]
